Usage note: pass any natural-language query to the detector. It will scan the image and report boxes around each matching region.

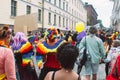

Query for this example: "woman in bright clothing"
[103,34,112,76]
[12,32,38,80]
[104,40,120,73]
[0,25,16,80]
[36,28,65,80]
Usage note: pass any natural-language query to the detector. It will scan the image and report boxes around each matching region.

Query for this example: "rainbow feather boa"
[19,41,33,66]
[36,39,64,54]
[36,39,65,68]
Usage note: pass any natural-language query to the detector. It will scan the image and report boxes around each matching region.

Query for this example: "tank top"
[52,71,80,80]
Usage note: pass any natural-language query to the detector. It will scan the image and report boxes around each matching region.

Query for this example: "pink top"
[0,47,16,80]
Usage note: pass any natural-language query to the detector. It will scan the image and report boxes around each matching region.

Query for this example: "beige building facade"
[0,0,87,31]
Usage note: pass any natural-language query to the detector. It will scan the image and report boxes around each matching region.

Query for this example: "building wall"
[85,4,98,26]
[0,0,87,31]
[0,0,13,24]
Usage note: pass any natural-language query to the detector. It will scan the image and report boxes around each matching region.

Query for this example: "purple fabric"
[12,32,27,50]
[77,31,86,41]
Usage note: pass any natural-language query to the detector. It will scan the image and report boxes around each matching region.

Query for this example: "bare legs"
[86,74,97,80]
[86,75,90,80]
[92,74,97,80]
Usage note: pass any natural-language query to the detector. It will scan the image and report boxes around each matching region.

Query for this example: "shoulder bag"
[77,37,88,74]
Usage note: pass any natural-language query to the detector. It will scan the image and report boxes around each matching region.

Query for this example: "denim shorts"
[85,60,99,75]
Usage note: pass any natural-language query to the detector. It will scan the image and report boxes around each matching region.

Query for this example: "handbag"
[77,37,88,74]
[79,48,87,65]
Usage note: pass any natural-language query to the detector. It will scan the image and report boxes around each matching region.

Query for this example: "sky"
[82,0,114,28]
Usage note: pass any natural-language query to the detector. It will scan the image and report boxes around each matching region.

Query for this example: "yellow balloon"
[116,32,118,35]
[75,22,85,33]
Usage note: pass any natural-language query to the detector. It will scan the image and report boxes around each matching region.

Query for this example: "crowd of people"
[0,24,120,80]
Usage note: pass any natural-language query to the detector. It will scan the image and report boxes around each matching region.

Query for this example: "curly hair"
[57,43,79,70]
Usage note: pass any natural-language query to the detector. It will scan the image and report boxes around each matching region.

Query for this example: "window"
[69,7,71,13]
[63,18,65,27]
[72,9,73,15]
[54,14,56,26]
[54,0,56,5]
[75,0,76,6]
[66,4,68,11]
[11,0,17,16]
[75,11,76,16]
[63,2,65,10]
[26,5,31,14]
[59,0,61,8]
[59,16,61,27]
[48,12,51,24]
[72,21,73,29]
[69,20,71,27]
[66,19,68,27]
[38,9,41,22]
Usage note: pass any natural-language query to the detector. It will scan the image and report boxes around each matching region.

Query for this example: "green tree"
[97,19,104,28]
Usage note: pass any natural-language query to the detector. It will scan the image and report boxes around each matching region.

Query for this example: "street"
[32,55,106,80]
[74,63,106,80]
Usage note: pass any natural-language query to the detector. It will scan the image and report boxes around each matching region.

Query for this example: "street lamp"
[41,0,44,33]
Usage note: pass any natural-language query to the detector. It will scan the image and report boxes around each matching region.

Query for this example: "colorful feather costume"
[19,41,33,66]
[13,41,33,67]
[36,39,65,69]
